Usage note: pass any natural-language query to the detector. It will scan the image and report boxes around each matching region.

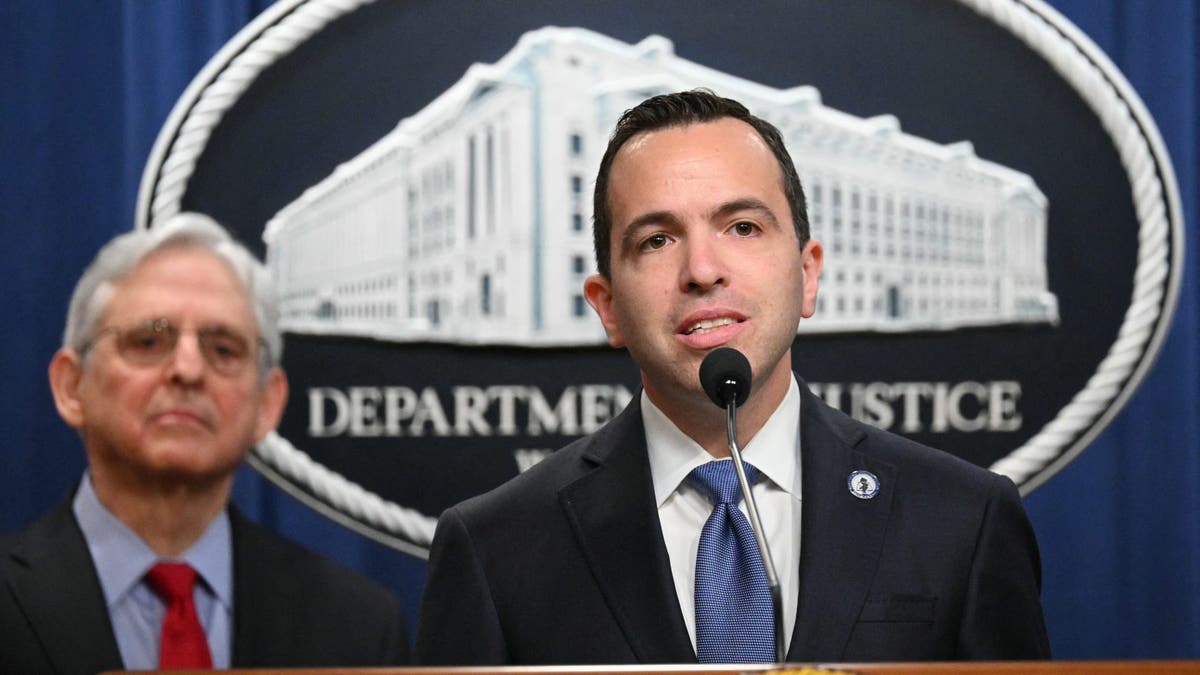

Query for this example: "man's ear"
[799,239,824,319]
[48,349,86,429]
[584,274,625,348]
[253,367,289,444]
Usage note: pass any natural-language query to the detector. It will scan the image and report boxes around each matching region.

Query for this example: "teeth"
[686,317,736,335]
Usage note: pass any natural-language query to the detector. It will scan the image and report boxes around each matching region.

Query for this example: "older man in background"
[0,214,408,674]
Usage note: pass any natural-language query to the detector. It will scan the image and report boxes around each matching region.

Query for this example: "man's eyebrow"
[708,198,780,227]
[618,210,682,251]
[200,323,248,335]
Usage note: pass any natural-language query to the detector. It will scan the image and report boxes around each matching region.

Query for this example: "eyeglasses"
[83,317,266,377]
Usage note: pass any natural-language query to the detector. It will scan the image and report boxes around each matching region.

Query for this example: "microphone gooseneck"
[698,348,785,663]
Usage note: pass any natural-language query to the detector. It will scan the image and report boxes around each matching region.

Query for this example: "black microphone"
[698,348,785,663]
[699,347,752,409]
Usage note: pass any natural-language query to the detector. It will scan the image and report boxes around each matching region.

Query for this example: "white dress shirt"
[644,375,803,654]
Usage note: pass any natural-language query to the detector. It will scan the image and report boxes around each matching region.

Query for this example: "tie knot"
[145,562,198,603]
[688,460,761,505]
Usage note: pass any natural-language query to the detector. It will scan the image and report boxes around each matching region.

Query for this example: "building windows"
[572,255,585,275]
[467,135,477,239]
[486,128,496,235]
[571,174,584,232]
[570,132,583,157]
[572,294,587,317]
[407,187,418,259]
[407,273,415,318]
[481,274,492,316]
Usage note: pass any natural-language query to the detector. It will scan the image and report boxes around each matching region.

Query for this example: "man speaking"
[416,90,1049,663]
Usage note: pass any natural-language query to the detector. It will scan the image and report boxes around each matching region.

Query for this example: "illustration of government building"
[263,26,1058,345]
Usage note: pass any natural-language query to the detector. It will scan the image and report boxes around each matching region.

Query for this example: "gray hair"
[63,212,282,376]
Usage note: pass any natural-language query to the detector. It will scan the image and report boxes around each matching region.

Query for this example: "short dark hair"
[591,89,810,278]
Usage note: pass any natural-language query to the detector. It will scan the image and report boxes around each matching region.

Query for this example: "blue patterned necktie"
[689,460,775,663]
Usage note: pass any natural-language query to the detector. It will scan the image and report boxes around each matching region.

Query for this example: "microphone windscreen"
[699,347,752,408]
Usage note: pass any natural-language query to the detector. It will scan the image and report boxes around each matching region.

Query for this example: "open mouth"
[682,317,740,335]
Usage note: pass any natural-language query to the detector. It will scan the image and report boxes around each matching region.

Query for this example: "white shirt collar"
[644,374,802,506]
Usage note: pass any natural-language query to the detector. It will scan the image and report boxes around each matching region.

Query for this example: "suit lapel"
[4,496,124,674]
[787,385,896,662]
[229,507,292,667]
[230,508,257,666]
[558,398,696,663]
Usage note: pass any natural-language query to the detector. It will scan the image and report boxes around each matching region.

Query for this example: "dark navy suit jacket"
[0,493,409,674]
[416,379,1050,664]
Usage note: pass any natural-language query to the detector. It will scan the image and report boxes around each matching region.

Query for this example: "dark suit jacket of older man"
[0,493,409,674]
[416,377,1050,664]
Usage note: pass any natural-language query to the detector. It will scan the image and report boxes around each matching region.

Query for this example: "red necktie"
[145,562,214,669]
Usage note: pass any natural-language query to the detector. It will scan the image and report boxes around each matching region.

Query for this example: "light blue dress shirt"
[73,473,233,670]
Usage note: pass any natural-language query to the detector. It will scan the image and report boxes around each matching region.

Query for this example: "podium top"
[101,660,1200,675]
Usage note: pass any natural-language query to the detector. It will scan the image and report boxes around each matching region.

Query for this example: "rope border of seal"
[961,0,1183,493]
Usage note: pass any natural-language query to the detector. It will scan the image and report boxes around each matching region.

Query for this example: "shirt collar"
[73,472,234,611]
[185,504,233,611]
[644,374,802,506]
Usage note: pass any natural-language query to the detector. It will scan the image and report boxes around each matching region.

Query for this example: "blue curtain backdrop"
[2,0,1196,659]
